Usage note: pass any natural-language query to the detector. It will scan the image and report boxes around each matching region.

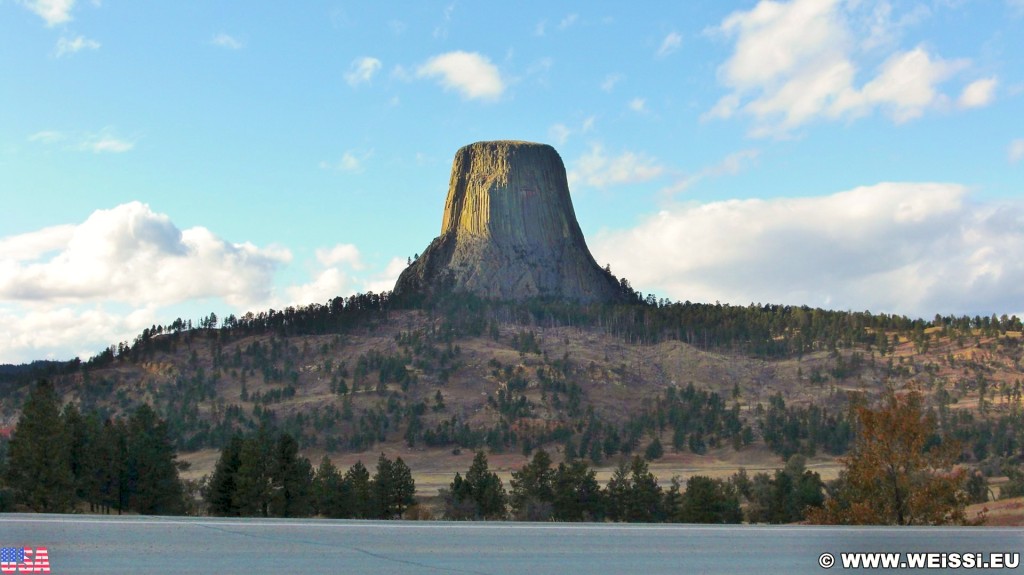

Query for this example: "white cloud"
[958,77,998,109]
[362,257,408,295]
[0,304,160,364]
[629,97,647,113]
[19,0,75,26]
[601,73,623,92]
[1010,139,1024,164]
[388,20,407,35]
[433,2,456,39]
[345,56,382,86]
[79,131,134,153]
[316,244,364,269]
[0,204,414,362]
[0,202,290,308]
[28,130,67,144]
[847,47,968,123]
[593,183,1024,318]
[0,225,75,261]
[211,33,243,50]
[55,35,100,57]
[660,149,760,197]
[656,32,682,58]
[568,144,665,190]
[285,268,354,307]
[534,20,547,36]
[286,250,402,306]
[319,150,370,173]
[417,51,505,101]
[549,123,571,145]
[28,129,133,153]
[558,13,578,30]
[710,0,971,136]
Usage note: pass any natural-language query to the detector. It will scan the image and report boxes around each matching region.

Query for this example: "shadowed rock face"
[394,140,624,303]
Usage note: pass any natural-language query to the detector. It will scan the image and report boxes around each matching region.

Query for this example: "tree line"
[0,380,184,514]
[203,427,415,519]
[0,382,1004,525]
[440,449,824,524]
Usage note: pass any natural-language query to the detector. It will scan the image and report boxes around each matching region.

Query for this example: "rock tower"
[393,140,624,303]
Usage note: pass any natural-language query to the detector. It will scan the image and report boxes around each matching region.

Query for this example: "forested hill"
[2,291,1023,468]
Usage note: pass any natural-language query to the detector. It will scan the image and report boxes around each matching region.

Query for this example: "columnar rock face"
[394,140,624,303]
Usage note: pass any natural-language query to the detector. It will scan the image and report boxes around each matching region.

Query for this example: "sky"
[2,0,1023,364]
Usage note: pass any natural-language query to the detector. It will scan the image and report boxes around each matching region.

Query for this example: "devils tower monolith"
[393,140,625,303]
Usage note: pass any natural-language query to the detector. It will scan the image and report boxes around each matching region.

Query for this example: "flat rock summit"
[394,140,625,303]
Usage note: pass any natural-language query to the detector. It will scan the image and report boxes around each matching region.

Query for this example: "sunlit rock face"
[394,140,623,303]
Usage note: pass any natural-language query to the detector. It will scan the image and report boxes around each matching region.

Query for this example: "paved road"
[1,514,1021,574]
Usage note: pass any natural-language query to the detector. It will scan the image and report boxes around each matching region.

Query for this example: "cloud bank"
[0,202,290,307]
[593,183,1024,318]
[0,203,409,363]
[708,0,980,136]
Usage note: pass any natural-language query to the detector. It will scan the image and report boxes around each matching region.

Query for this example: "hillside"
[2,296,1022,490]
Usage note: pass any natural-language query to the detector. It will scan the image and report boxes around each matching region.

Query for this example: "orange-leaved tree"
[808,390,970,525]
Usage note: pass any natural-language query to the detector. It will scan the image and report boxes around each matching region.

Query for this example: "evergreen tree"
[604,456,665,522]
[269,433,313,517]
[445,451,507,519]
[313,455,348,518]
[126,404,185,515]
[206,434,244,516]
[344,460,373,518]
[371,453,416,518]
[509,449,555,520]
[677,475,742,524]
[644,437,664,461]
[444,472,476,520]
[664,477,684,520]
[5,380,75,512]
[745,455,824,524]
[62,404,95,503]
[100,418,130,514]
[234,427,274,517]
[465,451,507,519]
[625,455,664,522]
[551,460,603,521]
[603,461,630,522]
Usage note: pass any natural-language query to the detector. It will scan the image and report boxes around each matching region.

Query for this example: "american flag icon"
[0,547,24,564]
[0,547,50,573]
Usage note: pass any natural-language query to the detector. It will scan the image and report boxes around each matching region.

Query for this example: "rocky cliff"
[393,141,625,303]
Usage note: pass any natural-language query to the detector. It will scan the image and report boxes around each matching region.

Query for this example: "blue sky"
[2,0,1023,363]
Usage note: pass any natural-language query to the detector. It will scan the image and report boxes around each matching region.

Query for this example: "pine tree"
[269,433,313,518]
[509,449,554,520]
[126,404,185,515]
[604,456,665,522]
[344,460,373,518]
[551,460,603,521]
[465,451,507,519]
[62,404,99,505]
[100,418,130,514]
[234,427,274,517]
[446,451,507,520]
[625,455,664,522]
[313,455,348,518]
[206,434,244,516]
[371,453,416,518]
[677,475,742,524]
[5,380,75,512]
